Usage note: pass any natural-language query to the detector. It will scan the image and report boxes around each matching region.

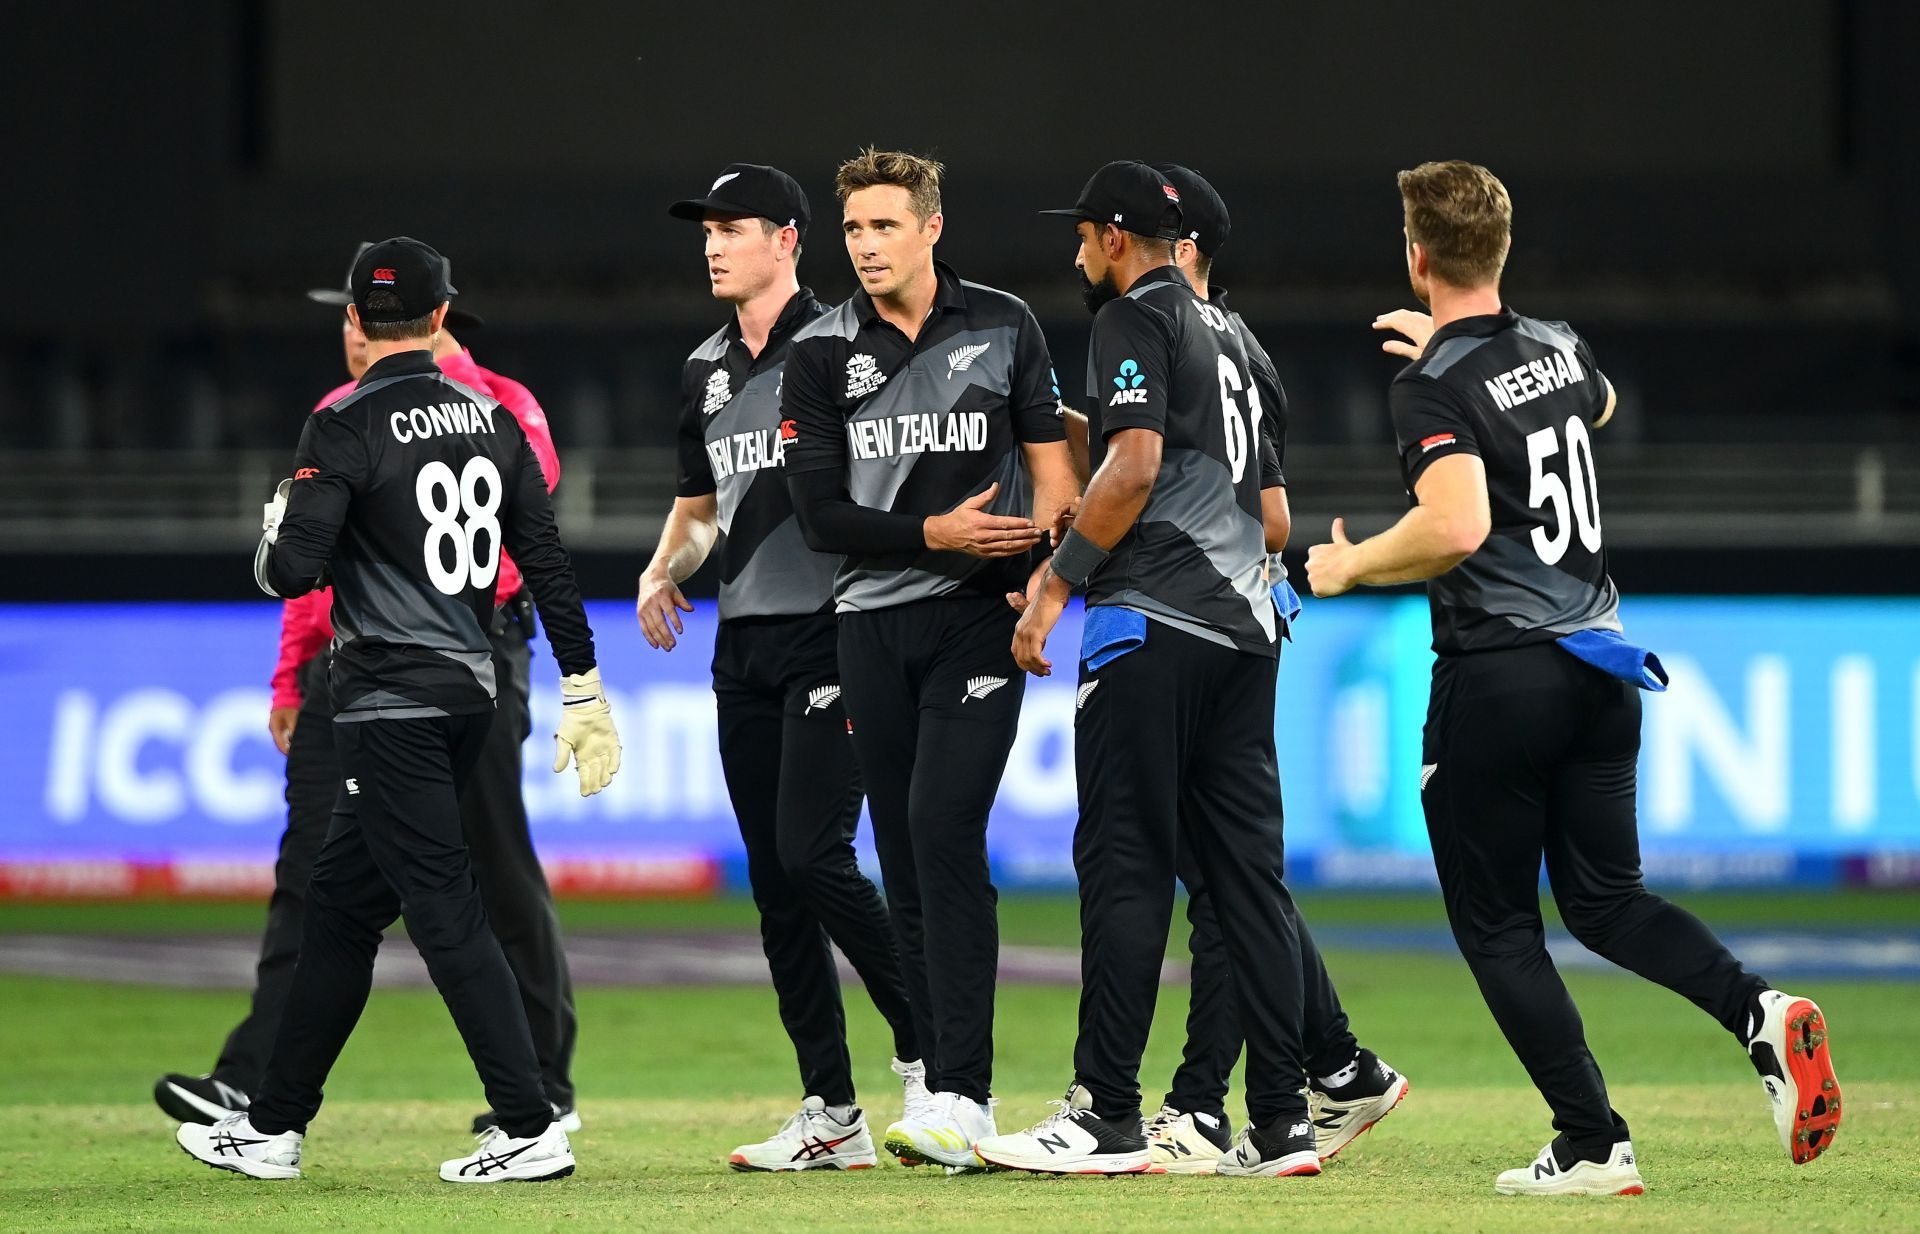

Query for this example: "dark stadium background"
[3,0,1917,599]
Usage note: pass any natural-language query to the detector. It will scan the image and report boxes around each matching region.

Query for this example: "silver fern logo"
[1420,763,1438,791]
[963,675,1008,702]
[804,684,841,715]
[946,341,991,379]
[1075,681,1100,710]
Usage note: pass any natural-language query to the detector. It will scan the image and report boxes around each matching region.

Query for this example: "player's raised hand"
[1374,309,1436,360]
[1306,517,1360,598]
[554,668,622,797]
[924,483,1044,558]
[636,569,695,651]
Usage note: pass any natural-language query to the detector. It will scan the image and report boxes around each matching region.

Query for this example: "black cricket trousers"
[1072,618,1311,1131]
[1164,846,1358,1118]
[837,593,1026,1104]
[1422,642,1768,1159]
[712,612,918,1107]
[247,711,551,1139]
[212,604,577,1108]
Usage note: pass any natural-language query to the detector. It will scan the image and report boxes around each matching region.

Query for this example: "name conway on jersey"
[782,261,1064,612]
[677,287,836,620]
[1390,307,1619,654]
[262,351,595,718]
[1084,267,1277,656]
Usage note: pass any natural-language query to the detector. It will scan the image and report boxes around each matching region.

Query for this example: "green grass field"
[2,892,1915,1232]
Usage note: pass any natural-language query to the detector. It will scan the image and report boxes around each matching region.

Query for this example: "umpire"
[154,242,582,1137]
[175,236,617,1184]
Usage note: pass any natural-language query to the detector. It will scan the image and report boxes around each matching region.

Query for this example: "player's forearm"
[1066,448,1155,551]
[1262,486,1291,553]
[1023,439,1081,534]
[787,470,928,556]
[646,501,719,584]
[1347,506,1478,585]
[1062,409,1091,485]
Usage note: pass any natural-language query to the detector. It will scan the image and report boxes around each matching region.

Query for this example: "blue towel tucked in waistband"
[1555,628,1668,692]
[1081,605,1149,671]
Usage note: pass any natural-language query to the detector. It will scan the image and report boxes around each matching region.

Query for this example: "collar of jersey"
[722,285,821,348]
[357,350,440,385]
[1427,305,1520,345]
[852,260,967,326]
[1125,264,1190,296]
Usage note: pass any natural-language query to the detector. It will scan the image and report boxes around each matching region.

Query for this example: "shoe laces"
[1144,1103,1181,1137]
[1026,1098,1092,1137]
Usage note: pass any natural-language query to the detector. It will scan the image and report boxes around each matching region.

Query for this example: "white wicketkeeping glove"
[262,478,292,544]
[553,667,622,797]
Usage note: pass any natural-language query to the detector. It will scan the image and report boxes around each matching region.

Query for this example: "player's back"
[1391,307,1620,654]
[300,350,535,719]
[1085,266,1275,656]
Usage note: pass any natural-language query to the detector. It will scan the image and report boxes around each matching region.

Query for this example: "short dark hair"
[359,290,436,340]
[835,147,944,224]
[1125,232,1174,262]
[758,216,802,260]
[1194,253,1214,283]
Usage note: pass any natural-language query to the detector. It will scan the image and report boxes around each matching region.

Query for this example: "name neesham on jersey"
[845,411,990,461]
[1483,348,1586,411]
[389,401,499,444]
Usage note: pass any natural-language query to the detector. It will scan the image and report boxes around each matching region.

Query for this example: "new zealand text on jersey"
[1484,348,1586,410]
[706,426,789,481]
[846,412,989,460]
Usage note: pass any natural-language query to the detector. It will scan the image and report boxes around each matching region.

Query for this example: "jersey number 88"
[416,457,502,596]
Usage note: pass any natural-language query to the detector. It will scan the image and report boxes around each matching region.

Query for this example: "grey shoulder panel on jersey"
[321,372,419,414]
[687,324,731,364]
[1514,316,1582,353]
[1420,334,1495,379]
[425,371,502,409]
[792,299,860,343]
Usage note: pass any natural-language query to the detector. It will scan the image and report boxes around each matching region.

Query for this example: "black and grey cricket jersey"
[1215,289,1288,490]
[1391,306,1621,656]
[782,261,1065,612]
[1082,266,1276,657]
[261,350,596,720]
[676,288,836,620]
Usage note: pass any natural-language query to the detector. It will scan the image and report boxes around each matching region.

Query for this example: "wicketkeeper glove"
[553,667,621,797]
[262,478,292,543]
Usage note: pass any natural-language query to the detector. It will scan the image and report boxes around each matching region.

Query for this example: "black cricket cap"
[669,164,811,236]
[307,240,484,329]
[1154,164,1230,256]
[1039,160,1183,240]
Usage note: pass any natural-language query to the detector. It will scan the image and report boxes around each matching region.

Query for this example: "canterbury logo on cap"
[371,267,396,285]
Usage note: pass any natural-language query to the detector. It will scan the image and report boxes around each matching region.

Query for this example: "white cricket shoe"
[176,1113,302,1180]
[440,1121,575,1183]
[1145,1103,1230,1175]
[729,1096,877,1172]
[1747,989,1841,1164]
[975,1083,1153,1175]
[1309,1049,1410,1161]
[882,1090,996,1169]
[1215,1118,1322,1178]
[1494,1140,1644,1196]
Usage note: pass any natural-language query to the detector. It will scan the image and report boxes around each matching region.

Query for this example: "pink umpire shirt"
[268,349,562,710]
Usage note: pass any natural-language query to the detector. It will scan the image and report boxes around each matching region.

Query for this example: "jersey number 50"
[416,457,503,596]
[1525,415,1602,565]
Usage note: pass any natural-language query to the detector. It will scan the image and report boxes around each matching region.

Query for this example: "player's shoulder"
[1512,314,1588,355]
[684,323,731,368]
[954,276,1036,325]
[790,297,861,348]
[311,379,358,415]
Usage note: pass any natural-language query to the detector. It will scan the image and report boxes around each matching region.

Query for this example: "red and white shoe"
[1748,990,1841,1164]
[729,1096,876,1172]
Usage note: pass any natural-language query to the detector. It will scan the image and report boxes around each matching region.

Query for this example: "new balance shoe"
[176,1113,301,1180]
[472,1102,583,1135]
[1494,1140,1643,1196]
[1308,1049,1409,1161]
[882,1090,996,1169]
[973,1083,1153,1175]
[729,1096,877,1172]
[154,1073,249,1125]
[1747,989,1841,1164]
[441,1121,575,1183]
[1145,1103,1231,1175]
[1215,1118,1322,1177]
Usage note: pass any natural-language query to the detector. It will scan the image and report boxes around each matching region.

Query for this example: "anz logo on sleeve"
[1109,358,1148,406]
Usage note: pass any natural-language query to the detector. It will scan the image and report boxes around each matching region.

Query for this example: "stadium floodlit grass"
[2,893,1916,1233]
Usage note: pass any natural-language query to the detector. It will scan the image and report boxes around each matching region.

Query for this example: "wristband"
[1049,528,1108,589]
